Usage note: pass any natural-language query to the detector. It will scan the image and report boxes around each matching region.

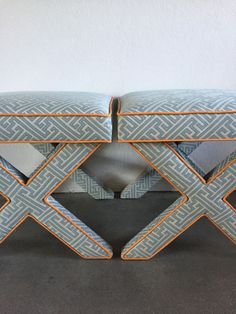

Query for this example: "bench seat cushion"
[118,90,236,141]
[0,92,112,142]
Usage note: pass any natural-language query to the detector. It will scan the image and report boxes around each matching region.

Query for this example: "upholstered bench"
[0,91,113,259]
[118,90,236,260]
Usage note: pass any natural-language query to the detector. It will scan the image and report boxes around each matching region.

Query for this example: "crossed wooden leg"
[121,142,236,260]
[0,143,113,259]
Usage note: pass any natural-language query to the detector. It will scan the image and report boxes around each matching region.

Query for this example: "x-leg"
[0,143,112,259]
[121,142,236,260]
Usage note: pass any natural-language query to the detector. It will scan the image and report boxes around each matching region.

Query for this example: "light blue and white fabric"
[0,92,112,142]
[0,91,113,259]
[119,90,236,260]
[118,90,236,141]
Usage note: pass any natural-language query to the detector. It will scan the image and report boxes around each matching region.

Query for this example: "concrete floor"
[0,192,235,314]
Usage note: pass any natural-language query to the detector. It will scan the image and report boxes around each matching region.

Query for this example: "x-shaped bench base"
[121,142,236,260]
[0,143,112,259]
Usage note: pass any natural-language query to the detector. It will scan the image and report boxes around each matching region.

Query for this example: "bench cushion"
[0,92,112,142]
[118,90,236,141]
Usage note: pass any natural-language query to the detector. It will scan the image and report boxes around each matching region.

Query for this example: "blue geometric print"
[0,144,113,259]
[121,143,236,260]
[120,90,236,113]
[120,141,203,198]
[0,92,112,142]
[31,143,114,199]
[0,91,111,115]
[118,90,236,141]
[119,90,236,260]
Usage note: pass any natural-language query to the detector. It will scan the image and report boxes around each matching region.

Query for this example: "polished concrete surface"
[0,192,235,314]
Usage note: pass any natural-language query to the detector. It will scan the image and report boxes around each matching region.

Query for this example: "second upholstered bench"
[0,91,113,259]
[118,90,236,260]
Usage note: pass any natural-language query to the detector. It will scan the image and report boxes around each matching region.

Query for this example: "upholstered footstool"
[118,90,236,260]
[0,91,113,259]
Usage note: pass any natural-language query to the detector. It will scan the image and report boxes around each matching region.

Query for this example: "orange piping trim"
[118,110,236,116]
[0,113,111,117]
[117,138,236,143]
[0,140,112,144]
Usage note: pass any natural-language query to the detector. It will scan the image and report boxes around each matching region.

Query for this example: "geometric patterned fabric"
[121,142,236,260]
[118,90,236,141]
[119,90,236,260]
[31,143,114,199]
[0,143,113,259]
[0,92,113,259]
[120,141,202,198]
[0,92,112,142]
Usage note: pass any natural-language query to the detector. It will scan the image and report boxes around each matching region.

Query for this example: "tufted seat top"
[118,90,236,141]
[0,92,112,142]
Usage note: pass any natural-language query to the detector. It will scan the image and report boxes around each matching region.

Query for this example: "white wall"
[0,0,236,191]
[1,0,236,93]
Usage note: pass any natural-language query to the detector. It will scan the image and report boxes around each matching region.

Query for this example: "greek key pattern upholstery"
[177,141,201,155]
[120,90,236,113]
[0,143,112,259]
[0,92,111,115]
[0,116,112,142]
[121,142,202,198]
[121,166,163,199]
[118,114,236,141]
[118,90,236,141]
[0,92,112,142]
[31,143,114,199]
[121,143,236,260]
